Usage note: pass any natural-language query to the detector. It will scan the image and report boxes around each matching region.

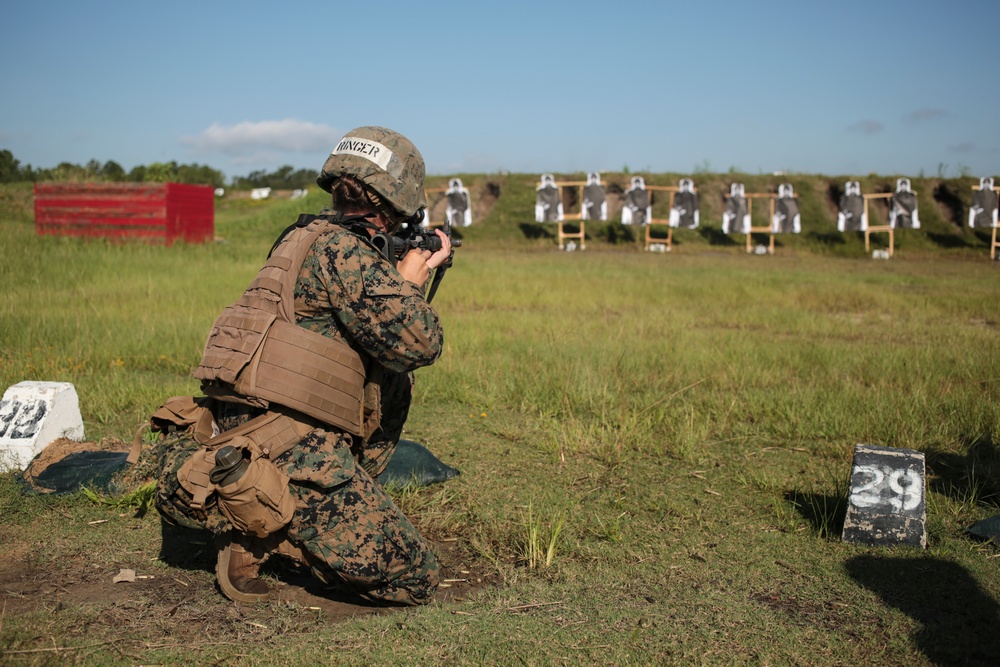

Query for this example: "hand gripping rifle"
[372,219,461,303]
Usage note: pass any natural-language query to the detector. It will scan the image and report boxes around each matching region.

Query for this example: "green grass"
[1,183,999,665]
[82,481,157,514]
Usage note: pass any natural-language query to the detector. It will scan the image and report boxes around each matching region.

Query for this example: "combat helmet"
[316,126,427,218]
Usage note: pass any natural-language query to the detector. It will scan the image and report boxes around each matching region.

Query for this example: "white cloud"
[947,142,975,153]
[181,119,341,155]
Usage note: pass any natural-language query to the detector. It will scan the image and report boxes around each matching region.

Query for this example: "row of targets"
[434,172,997,257]
[435,175,995,231]
[537,176,978,233]
[835,178,920,232]
[723,183,802,235]
[536,175,800,234]
[537,174,787,234]
[536,174,997,239]
[535,173,699,228]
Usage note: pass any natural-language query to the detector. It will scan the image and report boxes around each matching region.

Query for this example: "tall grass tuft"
[518,501,566,569]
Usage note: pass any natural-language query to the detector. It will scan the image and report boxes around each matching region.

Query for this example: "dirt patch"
[749,590,849,631]
[932,181,967,228]
[474,182,501,222]
[0,532,493,639]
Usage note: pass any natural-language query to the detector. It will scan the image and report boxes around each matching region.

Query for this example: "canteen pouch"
[213,437,297,538]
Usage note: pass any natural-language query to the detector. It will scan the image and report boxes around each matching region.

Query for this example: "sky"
[1,0,997,182]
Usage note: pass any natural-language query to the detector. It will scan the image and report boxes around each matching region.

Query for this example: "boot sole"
[216,542,271,603]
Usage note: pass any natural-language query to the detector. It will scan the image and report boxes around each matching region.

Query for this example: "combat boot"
[216,530,271,603]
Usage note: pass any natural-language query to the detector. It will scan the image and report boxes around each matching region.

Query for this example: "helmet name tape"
[331,137,394,172]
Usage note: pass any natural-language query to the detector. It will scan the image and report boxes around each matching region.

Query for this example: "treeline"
[0,149,318,190]
[230,165,318,190]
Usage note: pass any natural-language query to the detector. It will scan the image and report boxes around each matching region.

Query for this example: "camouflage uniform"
[156,214,442,606]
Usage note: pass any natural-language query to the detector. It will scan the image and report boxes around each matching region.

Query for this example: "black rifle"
[372,221,461,303]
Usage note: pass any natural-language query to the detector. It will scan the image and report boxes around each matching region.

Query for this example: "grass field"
[1,181,999,665]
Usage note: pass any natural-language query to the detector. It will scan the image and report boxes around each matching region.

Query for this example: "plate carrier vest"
[193,215,369,436]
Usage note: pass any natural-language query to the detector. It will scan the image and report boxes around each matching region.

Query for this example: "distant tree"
[272,165,294,185]
[285,168,318,190]
[0,150,228,186]
[230,165,318,190]
[0,149,21,183]
[231,169,267,189]
[50,162,90,181]
[174,162,225,187]
[146,161,177,183]
[127,165,147,182]
[101,160,126,181]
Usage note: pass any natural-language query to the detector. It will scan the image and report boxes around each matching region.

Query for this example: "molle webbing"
[177,409,318,513]
[234,320,365,435]
[195,299,276,387]
[193,218,367,435]
[206,408,317,460]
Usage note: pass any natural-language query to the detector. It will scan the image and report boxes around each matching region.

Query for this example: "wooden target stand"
[742,192,777,254]
[422,186,472,229]
[552,180,587,250]
[970,184,1000,259]
[643,185,679,251]
[863,192,898,257]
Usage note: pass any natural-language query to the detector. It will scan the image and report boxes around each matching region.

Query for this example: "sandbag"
[377,439,460,488]
[21,438,130,494]
[967,514,1000,543]
[24,449,129,494]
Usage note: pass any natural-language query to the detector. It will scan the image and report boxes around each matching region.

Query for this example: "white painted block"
[0,381,85,472]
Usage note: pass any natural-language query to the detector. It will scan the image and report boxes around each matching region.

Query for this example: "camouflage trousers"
[155,372,439,606]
